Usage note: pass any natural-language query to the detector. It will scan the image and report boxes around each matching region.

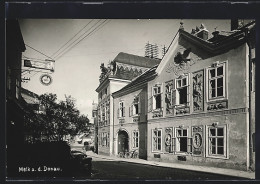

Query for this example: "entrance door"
[118,130,129,153]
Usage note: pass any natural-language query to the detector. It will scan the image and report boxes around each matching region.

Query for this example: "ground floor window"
[175,128,188,152]
[152,129,162,151]
[206,124,227,158]
[132,130,139,148]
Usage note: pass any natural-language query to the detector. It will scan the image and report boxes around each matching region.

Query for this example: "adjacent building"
[6,19,26,147]
[112,65,158,159]
[96,52,160,156]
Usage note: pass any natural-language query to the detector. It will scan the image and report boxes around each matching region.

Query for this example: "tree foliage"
[25,93,90,142]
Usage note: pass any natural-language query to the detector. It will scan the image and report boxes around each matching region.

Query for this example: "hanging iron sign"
[40,74,52,86]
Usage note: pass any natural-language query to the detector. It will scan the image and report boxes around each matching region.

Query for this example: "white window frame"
[206,124,228,159]
[152,129,162,152]
[174,127,189,154]
[132,130,139,149]
[173,74,190,107]
[206,61,227,102]
[152,85,162,110]
[130,96,140,116]
[118,101,125,118]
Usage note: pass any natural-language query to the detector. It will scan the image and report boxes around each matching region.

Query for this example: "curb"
[86,151,255,179]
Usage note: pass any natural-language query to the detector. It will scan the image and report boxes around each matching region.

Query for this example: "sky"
[19,19,231,120]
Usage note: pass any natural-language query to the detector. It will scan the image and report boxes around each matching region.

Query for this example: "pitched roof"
[113,52,161,68]
[180,20,255,55]
[112,65,158,98]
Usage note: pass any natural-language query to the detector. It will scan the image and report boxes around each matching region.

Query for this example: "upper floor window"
[118,101,125,118]
[153,85,162,110]
[208,63,226,100]
[130,96,140,116]
[173,75,190,106]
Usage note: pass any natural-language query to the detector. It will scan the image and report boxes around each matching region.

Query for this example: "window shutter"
[172,89,177,106]
[148,96,153,112]
[138,101,141,114]
[160,93,163,109]
[123,107,125,117]
[187,137,192,153]
[172,137,176,153]
[117,108,119,118]
[186,76,190,105]
[107,133,110,147]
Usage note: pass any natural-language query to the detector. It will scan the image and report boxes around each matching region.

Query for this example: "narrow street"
[71,145,250,180]
[90,157,248,180]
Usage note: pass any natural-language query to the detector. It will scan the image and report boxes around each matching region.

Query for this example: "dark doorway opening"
[118,130,129,154]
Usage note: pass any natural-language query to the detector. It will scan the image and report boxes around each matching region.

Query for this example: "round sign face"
[40,74,52,86]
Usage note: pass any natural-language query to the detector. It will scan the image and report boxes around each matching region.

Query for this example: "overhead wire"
[23,19,110,80]
[25,44,54,60]
[50,19,94,58]
[54,19,109,61]
[53,19,104,60]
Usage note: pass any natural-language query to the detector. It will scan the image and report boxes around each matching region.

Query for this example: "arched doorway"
[117,130,129,154]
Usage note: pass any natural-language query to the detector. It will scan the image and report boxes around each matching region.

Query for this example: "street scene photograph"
[6,18,255,180]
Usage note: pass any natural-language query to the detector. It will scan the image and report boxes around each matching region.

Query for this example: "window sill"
[206,155,228,160]
[151,150,163,153]
[174,104,189,109]
[207,97,227,103]
[174,152,190,156]
[152,108,163,112]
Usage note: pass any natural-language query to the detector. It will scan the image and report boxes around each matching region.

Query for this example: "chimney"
[192,24,209,40]
[231,19,239,31]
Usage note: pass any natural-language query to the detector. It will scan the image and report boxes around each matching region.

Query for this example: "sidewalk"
[85,151,255,179]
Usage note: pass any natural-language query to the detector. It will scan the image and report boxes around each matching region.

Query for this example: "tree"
[25,93,90,142]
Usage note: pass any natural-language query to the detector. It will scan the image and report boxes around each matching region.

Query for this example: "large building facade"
[146,21,255,171]
[95,20,255,171]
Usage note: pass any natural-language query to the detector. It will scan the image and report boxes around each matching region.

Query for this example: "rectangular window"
[130,96,140,116]
[152,85,162,110]
[118,101,125,118]
[175,76,189,106]
[207,125,227,158]
[133,130,139,148]
[152,129,162,151]
[175,128,188,152]
[208,64,225,100]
